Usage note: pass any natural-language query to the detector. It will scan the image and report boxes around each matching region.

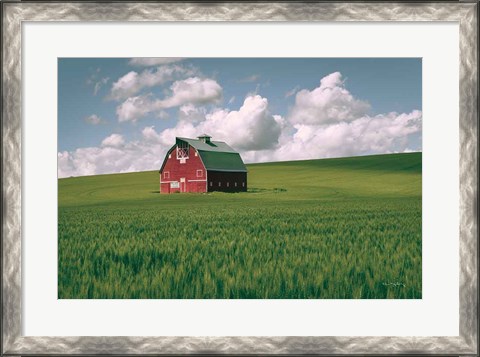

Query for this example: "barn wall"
[160,145,207,194]
[207,171,247,192]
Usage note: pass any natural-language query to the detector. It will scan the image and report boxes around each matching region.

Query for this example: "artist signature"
[382,282,406,288]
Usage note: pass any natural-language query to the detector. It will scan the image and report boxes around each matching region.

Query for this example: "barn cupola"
[197,134,212,144]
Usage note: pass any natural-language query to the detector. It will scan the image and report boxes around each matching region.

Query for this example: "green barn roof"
[176,137,238,153]
[197,150,247,172]
[160,136,247,173]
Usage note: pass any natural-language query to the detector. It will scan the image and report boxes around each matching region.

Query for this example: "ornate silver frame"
[2,1,478,355]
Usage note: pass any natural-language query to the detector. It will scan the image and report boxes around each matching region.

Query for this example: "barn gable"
[160,136,247,173]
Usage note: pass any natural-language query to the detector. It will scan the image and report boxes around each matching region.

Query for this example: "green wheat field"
[58,152,422,299]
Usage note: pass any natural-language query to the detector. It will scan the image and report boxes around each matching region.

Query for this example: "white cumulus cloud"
[158,77,223,108]
[154,95,282,151]
[178,104,207,123]
[197,95,282,151]
[116,77,223,122]
[289,72,371,125]
[115,94,156,123]
[101,133,125,148]
[57,144,165,178]
[109,65,196,101]
[58,132,170,178]
[260,110,422,162]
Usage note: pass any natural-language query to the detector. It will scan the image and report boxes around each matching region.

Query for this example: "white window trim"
[176,146,189,160]
[164,171,170,179]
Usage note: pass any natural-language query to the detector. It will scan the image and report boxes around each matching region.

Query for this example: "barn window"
[242,182,245,187]
[226,182,229,187]
[176,141,189,160]
[164,171,170,179]
[210,181,213,187]
[219,182,221,187]
[234,182,237,187]
[196,170,203,177]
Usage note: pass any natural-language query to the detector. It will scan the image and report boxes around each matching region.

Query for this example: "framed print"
[2,1,478,355]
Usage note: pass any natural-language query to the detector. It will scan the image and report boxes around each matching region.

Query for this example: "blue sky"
[58,58,422,177]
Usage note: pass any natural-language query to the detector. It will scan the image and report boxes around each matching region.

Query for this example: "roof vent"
[197,134,212,144]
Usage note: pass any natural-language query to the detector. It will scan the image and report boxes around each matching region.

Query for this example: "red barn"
[159,135,247,194]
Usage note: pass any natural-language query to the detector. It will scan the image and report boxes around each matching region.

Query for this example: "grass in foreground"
[58,152,422,299]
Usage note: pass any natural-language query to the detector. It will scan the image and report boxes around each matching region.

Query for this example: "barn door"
[180,177,186,192]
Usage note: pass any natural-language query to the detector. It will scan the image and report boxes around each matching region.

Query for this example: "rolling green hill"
[58,152,422,299]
